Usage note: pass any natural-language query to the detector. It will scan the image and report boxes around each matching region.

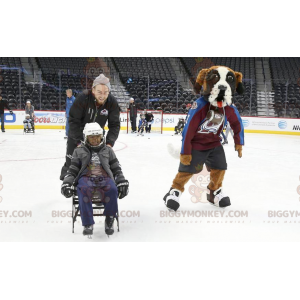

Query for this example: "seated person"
[174,118,185,135]
[61,122,129,237]
[137,114,147,136]
[23,114,34,131]
[25,100,35,120]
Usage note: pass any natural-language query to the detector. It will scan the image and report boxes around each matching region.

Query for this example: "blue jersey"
[138,119,147,128]
[66,96,75,117]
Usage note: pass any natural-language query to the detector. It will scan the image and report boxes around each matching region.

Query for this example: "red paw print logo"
[0,174,3,203]
[188,165,210,204]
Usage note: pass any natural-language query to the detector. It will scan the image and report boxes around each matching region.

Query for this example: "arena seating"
[0,57,28,110]
[112,57,196,113]
[269,58,300,84]
[269,58,300,118]
[1,57,299,118]
[37,57,87,75]
[180,57,258,116]
[272,83,300,118]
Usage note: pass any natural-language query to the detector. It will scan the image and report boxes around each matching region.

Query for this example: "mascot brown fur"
[163,66,245,211]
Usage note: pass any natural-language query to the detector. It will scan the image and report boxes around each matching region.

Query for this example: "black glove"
[9,110,13,115]
[61,183,73,198]
[117,180,129,199]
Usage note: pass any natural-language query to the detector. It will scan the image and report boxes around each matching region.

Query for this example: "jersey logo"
[191,101,198,109]
[197,113,224,134]
[100,109,108,116]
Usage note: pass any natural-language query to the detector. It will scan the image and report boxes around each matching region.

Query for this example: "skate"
[141,133,144,136]
[163,187,182,212]
[222,140,228,145]
[207,187,231,208]
[83,225,93,238]
[137,133,140,136]
[105,216,114,236]
[64,136,68,139]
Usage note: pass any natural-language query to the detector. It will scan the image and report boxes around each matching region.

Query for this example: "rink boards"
[3,110,300,135]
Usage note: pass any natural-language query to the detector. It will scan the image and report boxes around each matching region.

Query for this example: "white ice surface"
[0,129,300,242]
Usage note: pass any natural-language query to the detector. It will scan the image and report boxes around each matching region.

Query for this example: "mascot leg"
[163,172,193,212]
[207,169,231,208]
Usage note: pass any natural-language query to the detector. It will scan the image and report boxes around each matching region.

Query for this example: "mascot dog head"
[194,66,244,108]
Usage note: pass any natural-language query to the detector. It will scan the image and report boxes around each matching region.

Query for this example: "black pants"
[175,126,183,134]
[0,113,4,131]
[179,146,227,174]
[130,116,137,131]
[146,124,151,133]
[60,138,78,180]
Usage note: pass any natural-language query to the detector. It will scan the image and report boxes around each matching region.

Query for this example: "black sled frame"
[72,188,120,233]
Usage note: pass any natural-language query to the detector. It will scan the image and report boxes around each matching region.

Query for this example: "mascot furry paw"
[163,66,245,211]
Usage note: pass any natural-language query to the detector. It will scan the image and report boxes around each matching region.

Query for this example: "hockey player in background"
[222,120,234,145]
[129,98,138,133]
[0,95,13,132]
[174,117,185,135]
[137,114,147,136]
[144,109,154,133]
[65,89,75,139]
[61,123,129,237]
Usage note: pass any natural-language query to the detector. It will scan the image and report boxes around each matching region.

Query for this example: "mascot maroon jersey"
[181,96,244,153]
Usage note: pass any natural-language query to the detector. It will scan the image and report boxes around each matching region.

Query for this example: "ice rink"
[0,129,300,242]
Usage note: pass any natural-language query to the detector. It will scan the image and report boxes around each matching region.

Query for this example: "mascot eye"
[212,74,219,83]
[227,76,234,83]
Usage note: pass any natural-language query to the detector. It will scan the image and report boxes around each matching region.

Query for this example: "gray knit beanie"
[92,74,111,90]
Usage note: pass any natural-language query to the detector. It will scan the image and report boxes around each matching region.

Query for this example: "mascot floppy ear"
[194,68,209,94]
[235,71,244,95]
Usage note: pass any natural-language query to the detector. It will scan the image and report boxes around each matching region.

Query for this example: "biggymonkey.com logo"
[0,174,3,203]
[188,164,210,204]
[297,175,300,201]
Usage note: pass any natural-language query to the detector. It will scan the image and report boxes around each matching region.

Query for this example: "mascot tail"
[167,143,181,160]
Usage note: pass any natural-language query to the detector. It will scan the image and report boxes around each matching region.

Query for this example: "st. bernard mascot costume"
[163,66,245,211]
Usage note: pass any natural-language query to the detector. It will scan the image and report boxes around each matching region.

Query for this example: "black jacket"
[68,90,120,147]
[145,113,154,122]
[129,103,138,118]
[0,100,11,114]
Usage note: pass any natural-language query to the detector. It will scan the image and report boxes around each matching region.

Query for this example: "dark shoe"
[163,187,181,212]
[105,216,115,235]
[2,130,5,132]
[207,187,231,208]
[83,225,93,236]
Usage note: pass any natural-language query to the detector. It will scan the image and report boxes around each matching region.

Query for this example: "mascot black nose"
[218,85,227,91]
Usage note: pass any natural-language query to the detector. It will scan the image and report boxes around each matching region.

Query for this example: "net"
[127,110,163,134]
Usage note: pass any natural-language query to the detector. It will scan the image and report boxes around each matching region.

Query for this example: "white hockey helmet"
[25,114,30,119]
[83,122,104,150]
